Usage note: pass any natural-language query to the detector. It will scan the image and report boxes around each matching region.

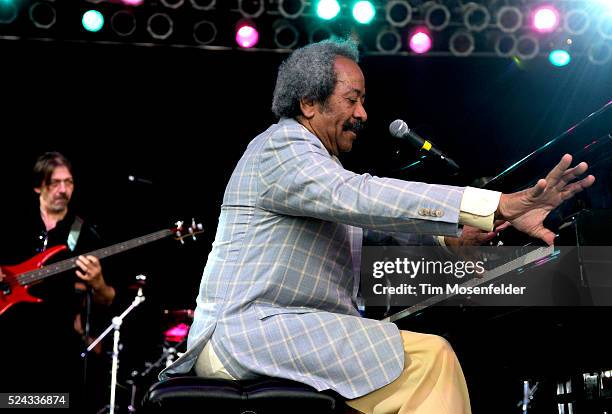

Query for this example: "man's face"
[309,56,368,155]
[36,165,74,213]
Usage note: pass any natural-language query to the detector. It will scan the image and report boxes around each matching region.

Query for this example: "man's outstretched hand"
[496,154,595,245]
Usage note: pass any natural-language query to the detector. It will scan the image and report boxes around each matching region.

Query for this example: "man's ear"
[299,98,317,119]
[34,187,41,195]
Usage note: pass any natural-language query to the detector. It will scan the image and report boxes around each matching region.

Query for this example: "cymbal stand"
[83,275,147,414]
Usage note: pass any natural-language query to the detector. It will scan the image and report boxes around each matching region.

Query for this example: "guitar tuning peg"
[196,223,203,231]
[175,220,184,231]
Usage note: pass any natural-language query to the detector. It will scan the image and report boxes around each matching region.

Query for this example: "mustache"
[343,119,365,134]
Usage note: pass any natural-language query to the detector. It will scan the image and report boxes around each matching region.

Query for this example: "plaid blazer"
[160,118,464,399]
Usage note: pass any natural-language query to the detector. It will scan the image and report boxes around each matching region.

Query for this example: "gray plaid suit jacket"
[160,118,465,399]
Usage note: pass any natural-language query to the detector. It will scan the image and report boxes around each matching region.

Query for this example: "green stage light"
[82,10,104,32]
[316,0,340,20]
[352,1,376,24]
[549,49,571,67]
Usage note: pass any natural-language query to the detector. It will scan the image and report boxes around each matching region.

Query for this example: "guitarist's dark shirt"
[0,203,105,399]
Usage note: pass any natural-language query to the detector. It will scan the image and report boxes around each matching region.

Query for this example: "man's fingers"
[539,228,556,246]
[560,175,595,201]
[495,221,511,232]
[545,154,573,186]
[529,179,547,198]
[556,162,589,189]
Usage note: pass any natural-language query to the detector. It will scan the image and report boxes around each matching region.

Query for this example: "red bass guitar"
[0,220,203,316]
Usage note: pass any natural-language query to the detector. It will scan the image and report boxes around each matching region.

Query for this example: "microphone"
[389,119,460,171]
[128,175,153,185]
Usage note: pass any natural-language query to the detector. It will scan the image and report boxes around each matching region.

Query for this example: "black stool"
[142,376,345,414]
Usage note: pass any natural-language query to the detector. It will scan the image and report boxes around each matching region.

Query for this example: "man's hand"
[75,255,115,305]
[75,255,104,290]
[496,154,595,245]
[0,268,5,282]
[445,220,511,247]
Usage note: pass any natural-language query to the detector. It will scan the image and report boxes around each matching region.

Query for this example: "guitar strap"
[67,216,84,252]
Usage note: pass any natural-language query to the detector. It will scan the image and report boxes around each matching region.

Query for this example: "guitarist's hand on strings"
[75,255,115,305]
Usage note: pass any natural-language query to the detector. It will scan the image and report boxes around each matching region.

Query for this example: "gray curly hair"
[271,38,360,119]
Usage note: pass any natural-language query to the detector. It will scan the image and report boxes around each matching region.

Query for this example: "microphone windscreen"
[389,119,408,138]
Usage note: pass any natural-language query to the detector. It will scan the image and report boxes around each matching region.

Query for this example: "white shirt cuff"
[458,187,501,232]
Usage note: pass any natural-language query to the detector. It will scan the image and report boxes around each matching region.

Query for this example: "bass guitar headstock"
[172,218,204,244]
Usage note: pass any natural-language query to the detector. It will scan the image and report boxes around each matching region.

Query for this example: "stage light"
[463,2,490,32]
[597,12,612,39]
[161,0,184,9]
[449,30,474,57]
[279,0,305,19]
[82,10,104,32]
[316,0,340,20]
[273,19,299,49]
[238,0,264,18]
[376,27,401,53]
[532,5,560,33]
[111,10,136,36]
[29,2,56,29]
[309,25,333,43]
[424,2,450,31]
[190,0,216,11]
[516,35,539,60]
[352,1,375,24]
[147,13,173,39]
[593,0,612,12]
[409,28,432,54]
[494,34,517,57]
[588,41,611,65]
[193,20,217,45]
[497,6,522,33]
[385,0,411,27]
[122,0,144,5]
[0,0,18,24]
[564,9,590,35]
[549,50,571,66]
[236,22,259,48]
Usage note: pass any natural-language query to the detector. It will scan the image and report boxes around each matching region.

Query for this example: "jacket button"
[418,208,426,216]
[435,209,444,217]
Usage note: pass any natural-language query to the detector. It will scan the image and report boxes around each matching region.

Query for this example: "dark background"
[1,37,611,412]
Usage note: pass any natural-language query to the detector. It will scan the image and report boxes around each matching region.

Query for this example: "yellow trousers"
[345,331,471,414]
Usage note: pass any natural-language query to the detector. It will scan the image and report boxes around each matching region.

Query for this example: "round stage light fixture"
[423,2,450,31]
[29,2,56,29]
[597,12,612,40]
[532,5,560,33]
[549,49,571,66]
[588,41,611,65]
[316,0,340,20]
[449,30,475,57]
[111,10,136,36]
[463,2,490,32]
[352,1,376,24]
[236,22,259,48]
[496,6,522,33]
[238,0,265,18]
[193,20,217,45]
[278,0,305,19]
[409,27,432,54]
[516,35,539,59]
[494,34,517,57]
[147,13,173,40]
[82,10,104,32]
[564,9,590,35]
[273,19,299,49]
[376,27,402,53]
[190,0,215,10]
[385,0,411,27]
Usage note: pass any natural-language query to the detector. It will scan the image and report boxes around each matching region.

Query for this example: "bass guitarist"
[0,152,115,411]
